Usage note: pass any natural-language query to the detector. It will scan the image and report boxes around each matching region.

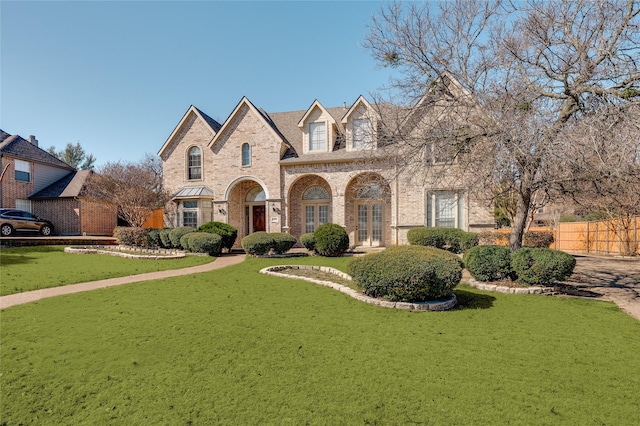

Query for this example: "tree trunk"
[510,188,531,252]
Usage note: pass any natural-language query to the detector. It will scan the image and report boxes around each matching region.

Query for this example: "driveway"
[562,254,640,321]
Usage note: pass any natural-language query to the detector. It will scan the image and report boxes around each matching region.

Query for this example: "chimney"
[343,102,347,109]
[28,135,39,147]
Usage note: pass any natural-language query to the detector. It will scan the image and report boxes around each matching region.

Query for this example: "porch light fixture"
[272,206,281,214]
[218,208,227,215]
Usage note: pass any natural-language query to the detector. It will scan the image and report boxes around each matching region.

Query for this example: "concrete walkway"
[0,253,246,310]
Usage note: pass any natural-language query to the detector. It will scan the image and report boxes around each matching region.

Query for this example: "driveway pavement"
[0,253,246,310]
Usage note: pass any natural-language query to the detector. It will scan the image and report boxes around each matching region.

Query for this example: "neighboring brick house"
[159,79,494,248]
[0,130,116,235]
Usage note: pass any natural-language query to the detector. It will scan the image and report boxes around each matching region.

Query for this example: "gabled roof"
[296,100,342,129]
[0,130,75,171]
[29,170,91,199]
[158,106,222,158]
[208,97,288,151]
[341,95,375,124]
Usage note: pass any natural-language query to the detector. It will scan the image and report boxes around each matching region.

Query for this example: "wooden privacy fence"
[555,216,640,256]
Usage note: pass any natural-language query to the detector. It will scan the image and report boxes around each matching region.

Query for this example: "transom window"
[188,147,202,180]
[352,119,372,149]
[426,191,465,229]
[246,186,266,202]
[242,143,251,166]
[356,183,385,199]
[15,160,30,182]
[302,185,330,233]
[309,122,326,151]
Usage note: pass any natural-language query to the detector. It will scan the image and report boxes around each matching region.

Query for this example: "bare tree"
[365,0,640,250]
[86,154,170,227]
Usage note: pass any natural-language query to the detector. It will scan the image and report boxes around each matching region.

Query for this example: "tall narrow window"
[15,160,30,182]
[352,119,372,149]
[302,185,330,233]
[309,122,326,151]
[182,200,198,227]
[188,147,202,180]
[242,143,251,166]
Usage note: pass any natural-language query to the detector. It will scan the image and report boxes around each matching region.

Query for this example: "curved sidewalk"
[0,253,246,310]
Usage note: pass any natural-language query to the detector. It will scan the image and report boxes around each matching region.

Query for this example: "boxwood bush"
[463,245,513,282]
[241,232,296,256]
[314,223,349,257]
[114,227,149,247]
[407,227,478,254]
[300,233,316,252]
[510,248,576,286]
[159,229,173,248]
[181,232,222,256]
[169,227,196,249]
[271,232,297,254]
[199,221,238,252]
[347,245,462,302]
[146,229,163,247]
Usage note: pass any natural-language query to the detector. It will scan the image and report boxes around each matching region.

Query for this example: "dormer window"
[352,119,372,149]
[309,122,326,151]
[242,143,251,166]
[188,146,202,180]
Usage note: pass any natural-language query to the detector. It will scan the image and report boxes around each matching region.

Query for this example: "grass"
[1,255,639,425]
[0,246,215,295]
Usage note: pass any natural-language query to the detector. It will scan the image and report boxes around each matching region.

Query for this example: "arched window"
[245,186,266,202]
[356,183,384,199]
[242,143,251,166]
[188,147,202,180]
[302,185,330,233]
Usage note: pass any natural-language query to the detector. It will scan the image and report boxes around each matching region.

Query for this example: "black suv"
[0,209,54,236]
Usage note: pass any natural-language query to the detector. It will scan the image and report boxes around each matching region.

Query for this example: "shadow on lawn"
[0,246,61,266]
[453,289,495,310]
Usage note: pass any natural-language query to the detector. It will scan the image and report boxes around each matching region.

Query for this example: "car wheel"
[40,225,52,236]
[1,224,13,236]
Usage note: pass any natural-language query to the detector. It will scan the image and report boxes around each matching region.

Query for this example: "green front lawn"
[1,256,639,424]
[0,246,215,295]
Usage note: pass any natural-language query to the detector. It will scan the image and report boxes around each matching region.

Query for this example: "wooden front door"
[253,205,266,232]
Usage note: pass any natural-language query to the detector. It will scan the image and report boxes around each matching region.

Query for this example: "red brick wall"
[80,200,117,236]
[32,199,81,235]
[0,155,34,208]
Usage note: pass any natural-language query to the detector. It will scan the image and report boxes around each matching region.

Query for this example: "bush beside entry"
[199,222,238,252]
[169,227,196,249]
[241,232,296,256]
[314,223,349,257]
[348,245,462,302]
[300,233,316,252]
[180,232,223,256]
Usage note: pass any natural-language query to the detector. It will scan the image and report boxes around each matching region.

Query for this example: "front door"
[356,203,383,246]
[253,205,266,232]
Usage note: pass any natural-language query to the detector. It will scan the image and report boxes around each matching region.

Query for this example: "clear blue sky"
[1,1,397,167]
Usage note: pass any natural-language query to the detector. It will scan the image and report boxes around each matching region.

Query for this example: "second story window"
[309,122,326,151]
[188,147,202,180]
[14,160,31,182]
[352,119,372,149]
[242,143,251,166]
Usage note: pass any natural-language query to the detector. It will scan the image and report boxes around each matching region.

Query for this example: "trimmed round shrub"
[523,231,555,248]
[314,223,349,257]
[407,227,478,254]
[147,229,162,247]
[271,232,297,254]
[347,245,462,302]
[199,221,238,252]
[300,233,316,252]
[241,232,275,256]
[169,227,196,249]
[510,248,576,286]
[159,229,172,248]
[181,232,222,256]
[463,245,513,282]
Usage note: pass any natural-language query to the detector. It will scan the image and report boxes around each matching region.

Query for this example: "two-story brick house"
[0,130,116,235]
[159,78,494,248]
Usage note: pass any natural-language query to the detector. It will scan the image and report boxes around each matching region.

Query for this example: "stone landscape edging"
[64,245,186,259]
[260,265,457,311]
[467,278,556,294]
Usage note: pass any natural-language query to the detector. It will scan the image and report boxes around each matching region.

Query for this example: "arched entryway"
[287,175,332,239]
[225,179,268,243]
[345,174,391,247]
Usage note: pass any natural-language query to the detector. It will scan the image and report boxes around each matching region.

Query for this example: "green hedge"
[314,223,350,257]
[241,232,296,256]
[159,229,172,248]
[510,248,576,286]
[147,229,163,247]
[347,245,462,302]
[300,233,316,252]
[463,245,513,282]
[114,227,149,247]
[198,222,238,252]
[180,232,222,256]
[169,227,196,249]
[407,227,478,254]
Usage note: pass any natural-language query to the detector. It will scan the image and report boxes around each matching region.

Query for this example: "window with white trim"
[352,119,372,149]
[188,147,202,180]
[302,185,330,233]
[182,200,198,227]
[242,143,251,166]
[15,160,30,182]
[309,122,326,151]
[426,191,465,229]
